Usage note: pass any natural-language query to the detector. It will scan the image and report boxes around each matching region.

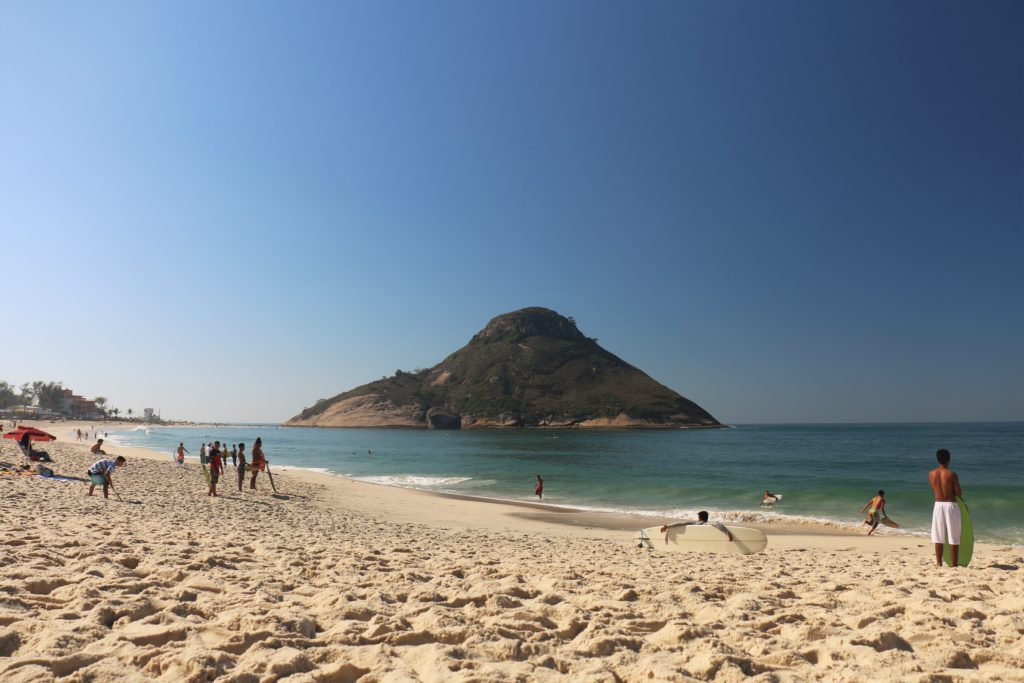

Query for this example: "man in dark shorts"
[208,441,224,497]
[236,442,247,492]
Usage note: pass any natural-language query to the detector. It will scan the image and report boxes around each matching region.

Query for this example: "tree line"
[0,380,132,419]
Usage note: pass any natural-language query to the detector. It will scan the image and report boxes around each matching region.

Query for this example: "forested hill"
[287,307,721,430]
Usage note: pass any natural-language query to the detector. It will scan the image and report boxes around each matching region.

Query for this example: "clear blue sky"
[1,1,1021,423]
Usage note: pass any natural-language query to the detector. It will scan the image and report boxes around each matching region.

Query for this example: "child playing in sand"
[660,511,733,543]
[90,439,107,455]
[860,490,888,535]
[87,456,126,498]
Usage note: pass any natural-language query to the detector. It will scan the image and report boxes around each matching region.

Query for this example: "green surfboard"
[942,496,973,567]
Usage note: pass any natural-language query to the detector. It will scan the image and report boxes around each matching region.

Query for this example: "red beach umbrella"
[3,426,57,442]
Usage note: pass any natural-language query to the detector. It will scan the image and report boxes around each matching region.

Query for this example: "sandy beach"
[1,423,1022,681]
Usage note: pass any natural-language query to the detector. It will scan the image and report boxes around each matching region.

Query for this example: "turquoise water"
[107,422,1024,545]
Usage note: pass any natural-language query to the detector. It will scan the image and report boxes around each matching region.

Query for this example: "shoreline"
[41,419,1013,553]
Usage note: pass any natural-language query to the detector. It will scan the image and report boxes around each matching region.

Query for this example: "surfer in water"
[860,490,887,535]
[535,475,543,500]
[762,489,780,505]
[929,448,962,567]
[660,511,733,543]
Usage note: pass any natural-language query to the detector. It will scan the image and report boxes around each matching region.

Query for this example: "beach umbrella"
[3,426,57,442]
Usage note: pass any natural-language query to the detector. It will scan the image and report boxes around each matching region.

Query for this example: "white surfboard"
[636,524,767,555]
[760,494,782,506]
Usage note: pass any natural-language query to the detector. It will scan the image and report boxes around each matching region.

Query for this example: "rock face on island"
[287,307,721,430]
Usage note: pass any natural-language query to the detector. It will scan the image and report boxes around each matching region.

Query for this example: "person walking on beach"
[930,448,962,567]
[87,455,126,498]
[90,438,107,455]
[230,444,238,468]
[199,443,206,462]
[860,490,888,535]
[249,437,266,489]
[660,511,733,543]
[208,441,223,497]
[535,475,544,500]
[176,443,188,466]
[236,442,247,492]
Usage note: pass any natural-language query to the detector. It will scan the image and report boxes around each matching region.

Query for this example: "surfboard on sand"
[199,452,211,485]
[266,463,278,494]
[760,494,782,506]
[636,525,767,555]
[880,517,900,529]
[942,496,974,567]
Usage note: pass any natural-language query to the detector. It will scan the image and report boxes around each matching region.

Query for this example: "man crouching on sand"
[661,510,733,543]
[929,448,962,567]
[87,456,126,498]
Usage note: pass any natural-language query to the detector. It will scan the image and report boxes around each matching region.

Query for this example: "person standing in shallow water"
[250,438,266,489]
[535,475,543,500]
[929,448,962,567]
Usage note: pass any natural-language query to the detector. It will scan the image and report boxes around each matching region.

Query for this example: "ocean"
[106,422,1024,545]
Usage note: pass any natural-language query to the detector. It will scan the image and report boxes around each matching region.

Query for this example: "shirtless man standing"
[929,448,962,567]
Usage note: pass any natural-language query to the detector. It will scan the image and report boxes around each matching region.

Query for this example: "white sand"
[1,424,1022,681]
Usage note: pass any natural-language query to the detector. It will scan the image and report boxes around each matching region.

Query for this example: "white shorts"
[931,501,961,545]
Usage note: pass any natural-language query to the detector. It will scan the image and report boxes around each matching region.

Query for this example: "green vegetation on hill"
[290,307,720,428]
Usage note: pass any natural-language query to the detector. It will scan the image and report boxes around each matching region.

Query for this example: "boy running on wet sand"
[208,441,224,497]
[176,443,188,465]
[860,490,887,535]
[87,456,126,498]
[929,448,962,567]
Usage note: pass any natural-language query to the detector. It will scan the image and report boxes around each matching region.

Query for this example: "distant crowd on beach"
[81,435,273,501]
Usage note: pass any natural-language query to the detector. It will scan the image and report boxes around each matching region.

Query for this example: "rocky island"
[287,307,721,429]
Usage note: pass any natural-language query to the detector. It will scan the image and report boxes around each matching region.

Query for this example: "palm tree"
[127,408,133,421]
[110,408,120,420]
[94,396,108,418]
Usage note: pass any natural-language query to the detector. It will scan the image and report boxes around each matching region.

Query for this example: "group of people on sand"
[83,435,272,500]
[77,428,106,442]
[175,438,268,497]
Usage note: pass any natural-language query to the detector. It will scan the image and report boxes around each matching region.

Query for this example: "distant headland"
[287,308,721,430]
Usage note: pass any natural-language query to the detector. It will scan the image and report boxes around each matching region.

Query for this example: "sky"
[1,1,1021,424]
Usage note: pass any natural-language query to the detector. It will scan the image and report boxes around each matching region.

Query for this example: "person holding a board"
[249,437,266,489]
[660,511,733,543]
[860,490,888,535]
[929,448,962,567]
